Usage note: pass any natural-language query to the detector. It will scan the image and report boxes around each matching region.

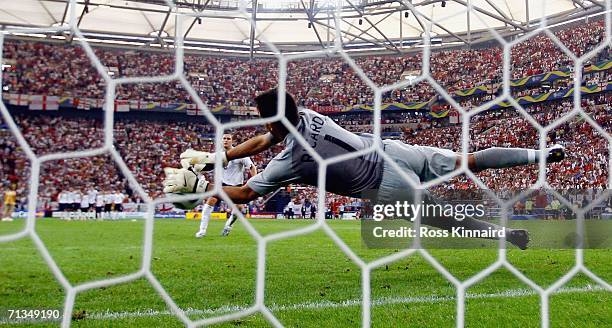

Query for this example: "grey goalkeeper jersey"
[247,108,384,197]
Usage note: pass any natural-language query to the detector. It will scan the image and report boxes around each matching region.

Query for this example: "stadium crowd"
[0,91,608,213]
[1,20,608,112]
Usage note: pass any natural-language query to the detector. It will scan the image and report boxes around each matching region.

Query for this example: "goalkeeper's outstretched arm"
[220,184,261,204]
[226,132,280,161]
[163,168,262,203]
[180,132,280,169]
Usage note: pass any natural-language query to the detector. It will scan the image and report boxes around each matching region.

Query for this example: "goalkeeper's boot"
[221,227,232,237]
[2,217,13,222]
[195,230,206,238]
[507,229,529,250]
[546,144,565,163]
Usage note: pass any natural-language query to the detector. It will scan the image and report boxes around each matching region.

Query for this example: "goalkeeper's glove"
[162,167,210,193]
[180,149,228,172]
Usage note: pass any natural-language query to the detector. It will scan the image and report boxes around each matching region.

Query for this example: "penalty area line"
[3,284,603,324]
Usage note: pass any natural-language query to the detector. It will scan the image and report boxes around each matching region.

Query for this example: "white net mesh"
[0,0,610,327]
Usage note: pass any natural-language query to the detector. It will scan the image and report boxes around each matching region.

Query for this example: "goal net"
[0,0,610,327]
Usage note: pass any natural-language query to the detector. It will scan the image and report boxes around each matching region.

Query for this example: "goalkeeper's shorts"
[375,140,457,203]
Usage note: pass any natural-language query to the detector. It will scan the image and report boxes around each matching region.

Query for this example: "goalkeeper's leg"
[468,144,565,172]
[380,141,549,250]
[440,144,564,249]
[196,197,218,238]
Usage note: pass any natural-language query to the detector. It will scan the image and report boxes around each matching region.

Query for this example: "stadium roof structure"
[0,0,607,56]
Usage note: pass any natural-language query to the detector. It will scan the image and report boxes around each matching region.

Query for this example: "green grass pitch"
[0,218,610,327]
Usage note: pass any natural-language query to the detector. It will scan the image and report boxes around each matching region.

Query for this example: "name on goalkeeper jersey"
[371,226,506,238]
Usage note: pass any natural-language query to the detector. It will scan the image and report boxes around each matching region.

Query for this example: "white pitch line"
[1,284,606,324]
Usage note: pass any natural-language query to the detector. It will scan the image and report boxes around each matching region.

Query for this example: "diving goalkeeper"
[164,89,565,249]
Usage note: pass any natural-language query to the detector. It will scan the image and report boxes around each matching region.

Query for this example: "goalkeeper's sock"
[200,204,213,231]
[473,146,547,170]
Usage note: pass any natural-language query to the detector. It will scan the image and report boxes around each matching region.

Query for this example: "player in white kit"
[87,187,98,212]
[95,192,105,219]
[194,133,257,238]
[79,192,90,220]
[57,190,69,213]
